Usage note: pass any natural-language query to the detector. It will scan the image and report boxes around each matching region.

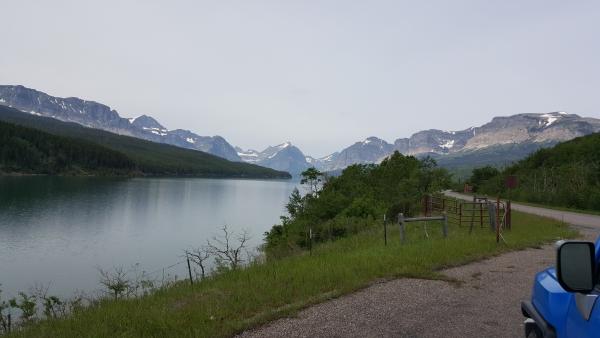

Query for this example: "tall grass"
[10,211,575,337]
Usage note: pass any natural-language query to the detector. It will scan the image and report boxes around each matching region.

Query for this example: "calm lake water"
[0,177,298,299]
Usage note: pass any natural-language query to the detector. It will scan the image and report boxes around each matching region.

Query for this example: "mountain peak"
[130,115,165,131]
[277,141,292,148]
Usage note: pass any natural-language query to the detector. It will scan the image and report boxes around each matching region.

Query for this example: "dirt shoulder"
[238,197,599,338]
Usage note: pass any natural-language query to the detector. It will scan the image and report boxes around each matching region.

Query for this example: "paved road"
[237,195,600,338]
[443,190,600,231]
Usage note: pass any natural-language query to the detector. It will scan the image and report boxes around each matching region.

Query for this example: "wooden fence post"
[398,213,405,243]
[186,256,194,286]
[479,202,483,228]
[383,214,387,246]
[496,197,500,243]
[442,212,448,238]
[507,200,512,230]
[309,228,313,255]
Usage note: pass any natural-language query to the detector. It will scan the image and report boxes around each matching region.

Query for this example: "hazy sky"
[2,1,599,157]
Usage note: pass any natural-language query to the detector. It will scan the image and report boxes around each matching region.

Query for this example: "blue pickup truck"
[522,239,600,338]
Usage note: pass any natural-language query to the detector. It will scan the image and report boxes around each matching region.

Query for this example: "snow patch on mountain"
[441,140,455,149]
[320,153,335,162]
[142,127,168,136]
[540,113,560,127]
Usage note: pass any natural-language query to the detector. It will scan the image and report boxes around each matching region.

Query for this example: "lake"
[0,177,298,299]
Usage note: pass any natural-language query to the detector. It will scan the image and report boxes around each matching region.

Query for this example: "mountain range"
[0,105,290,178]
[0,85,240,161]
[235,112,600,176]
[1,85,599,177]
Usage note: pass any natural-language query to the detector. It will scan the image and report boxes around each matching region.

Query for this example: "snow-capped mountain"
[315,112,600,172]
[235,142,310,176]
[247,112,600,174]
[315,137,394,172]
[0,85,241,161]
[235,147,262,163]
[2,85,598,175]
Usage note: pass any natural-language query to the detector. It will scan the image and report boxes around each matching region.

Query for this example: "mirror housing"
[556,241,597,294]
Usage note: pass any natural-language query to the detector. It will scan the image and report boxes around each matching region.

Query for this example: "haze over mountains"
[1,85,599,176]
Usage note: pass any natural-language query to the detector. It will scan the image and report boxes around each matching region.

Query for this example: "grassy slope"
[13,211,575,337]
[0,106,290,179]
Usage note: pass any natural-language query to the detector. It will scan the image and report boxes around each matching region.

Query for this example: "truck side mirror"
[556,241,597,293]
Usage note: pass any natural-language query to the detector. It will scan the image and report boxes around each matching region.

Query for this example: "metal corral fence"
[422,194,511,243]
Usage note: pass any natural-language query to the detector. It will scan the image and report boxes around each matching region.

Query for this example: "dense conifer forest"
[0,120,136,175]
[0,106,290,178]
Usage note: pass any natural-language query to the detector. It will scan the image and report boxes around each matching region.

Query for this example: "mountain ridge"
[312,111,600,173]
[0,85,241,161]
[2,85,599,175]
[0,105,291,179]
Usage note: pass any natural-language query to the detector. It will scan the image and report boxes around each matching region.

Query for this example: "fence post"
[507,200,512,230]
[309,228,313,255]
[398,213,405,243]
[479,201,483,228]
[428,196,433,216]
[383,214,387,246]
[496,197,501,243]
[442,212,448,238]
[186,256,194,286]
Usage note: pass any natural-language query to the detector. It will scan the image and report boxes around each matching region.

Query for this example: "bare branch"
[205,226,251,270]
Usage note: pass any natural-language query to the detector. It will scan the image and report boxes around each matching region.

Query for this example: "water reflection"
[0,177,297,298]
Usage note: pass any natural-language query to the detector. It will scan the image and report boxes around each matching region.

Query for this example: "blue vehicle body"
[522,238,600,337]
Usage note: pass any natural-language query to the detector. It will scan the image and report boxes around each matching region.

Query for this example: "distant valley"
[1,85,599,177]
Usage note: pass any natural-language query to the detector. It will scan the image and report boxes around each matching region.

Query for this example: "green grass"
[11,211,575,337]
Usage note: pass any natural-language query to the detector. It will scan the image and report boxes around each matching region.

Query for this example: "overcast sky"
[2,1,599,157]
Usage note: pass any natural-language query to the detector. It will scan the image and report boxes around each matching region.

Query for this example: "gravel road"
[237,193,600,338]
[443,191,600,231]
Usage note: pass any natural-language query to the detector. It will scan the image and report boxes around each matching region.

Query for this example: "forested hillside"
[0,106,291,178]
[469,133,600,211]
[0,120,136,175]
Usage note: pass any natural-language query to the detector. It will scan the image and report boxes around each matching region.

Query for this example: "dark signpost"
[505,175,518,190]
